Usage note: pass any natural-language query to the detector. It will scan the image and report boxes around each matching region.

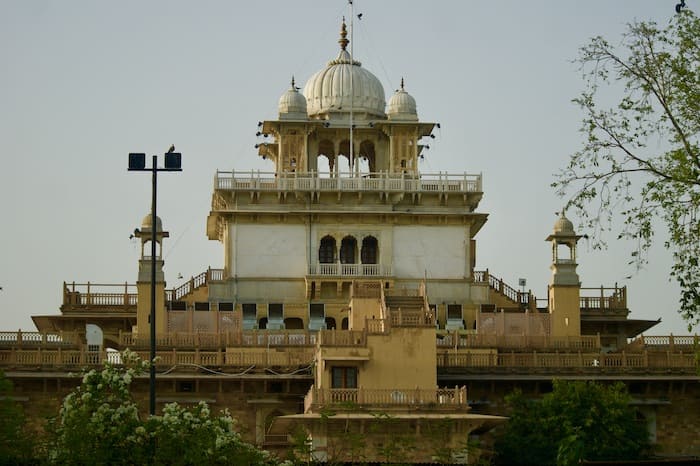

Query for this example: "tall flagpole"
[349,0,354,175]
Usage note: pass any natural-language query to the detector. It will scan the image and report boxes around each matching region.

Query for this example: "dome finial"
[291,75,295,88]
[338,18,349,51]
[400,77,405,90]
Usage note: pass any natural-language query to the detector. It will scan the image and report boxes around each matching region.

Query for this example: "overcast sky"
[0,0,692,335]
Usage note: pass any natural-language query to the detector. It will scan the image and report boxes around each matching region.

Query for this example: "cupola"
[387,78,418,121]
[278,77,308,120]
[303,20,386,120]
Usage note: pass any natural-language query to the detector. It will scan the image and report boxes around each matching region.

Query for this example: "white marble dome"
[387,79,418,121]
[303,22,386,119]
[552,212,575,235]
[278,77,308,120]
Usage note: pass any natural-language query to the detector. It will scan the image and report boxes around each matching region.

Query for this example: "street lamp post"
[128,149,182,415]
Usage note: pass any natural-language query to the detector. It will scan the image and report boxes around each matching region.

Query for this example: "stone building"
[2,19,699,464]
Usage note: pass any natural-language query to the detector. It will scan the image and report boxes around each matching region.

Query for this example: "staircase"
[167,268,224,302]
[474,270,537,311]
[384,295,426,313]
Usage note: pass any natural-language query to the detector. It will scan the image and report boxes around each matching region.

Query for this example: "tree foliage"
[45,351,281,465]
[0,370,34,464]
[553,10,700,328]
[494,380,650,466]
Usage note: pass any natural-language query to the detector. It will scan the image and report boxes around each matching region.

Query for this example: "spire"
[291,75,296,89]
[338,18,349,51]
[400,77,405,90]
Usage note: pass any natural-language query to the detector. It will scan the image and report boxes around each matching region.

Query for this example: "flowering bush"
[46,350,282,465]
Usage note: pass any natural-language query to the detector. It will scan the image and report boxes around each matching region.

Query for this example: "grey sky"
[0,1,690,334]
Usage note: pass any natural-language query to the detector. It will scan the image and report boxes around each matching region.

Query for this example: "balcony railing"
[580,286,627,311]
[0,347,315,370]
[437,350,698,371]
[119,330,317,349]
[0,331,81,348]
[436,332,600,351]
[309,263,391,277]
[62,282,137,311]
[626,334,699,352]
[214,171,482,195]
[303,385,468,413]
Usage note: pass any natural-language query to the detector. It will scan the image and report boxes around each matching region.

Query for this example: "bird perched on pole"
[167,144,175,153]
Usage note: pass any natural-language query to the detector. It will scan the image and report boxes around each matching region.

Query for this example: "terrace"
[214,170,482,196]
[303,385,468,413]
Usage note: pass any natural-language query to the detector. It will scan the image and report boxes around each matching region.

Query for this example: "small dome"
[552,212,575,236]
[278,77,308,120]
[387,79,418,121]
[141,214,164,233]
[303,21,386,119]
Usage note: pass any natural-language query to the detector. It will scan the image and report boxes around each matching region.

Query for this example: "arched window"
[361,236,378,264]
[340,236,357,264]
[319,236,336,263]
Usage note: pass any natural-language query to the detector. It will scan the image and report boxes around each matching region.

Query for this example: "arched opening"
[317,153,332,177]
[309,303,326,330]
[258,317,268,330]
[85,323,104,352]
[317,140,335,177]
[359,140,375,174]
[336,154,351,176]
[340,236,357,264]
[341,317,349,330]
[319,236,336,263]
[325,317,337,330]
[361,236,378,264]
[141,240,163,259]
[284,317,304,330]
[337,139,351,175]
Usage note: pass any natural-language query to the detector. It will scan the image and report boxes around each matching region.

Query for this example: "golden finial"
[338,18,349,51]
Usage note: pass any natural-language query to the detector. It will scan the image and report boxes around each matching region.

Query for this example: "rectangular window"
[331,367,358,388]
[218,302,234,312]
[170,301,187,311]
[194,302,210,311]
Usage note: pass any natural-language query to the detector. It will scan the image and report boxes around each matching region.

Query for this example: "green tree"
[0,371,34,464]
[46,350,281,465]
[553,10,700,328]
[45,351,147,464]
[494,380,650,466]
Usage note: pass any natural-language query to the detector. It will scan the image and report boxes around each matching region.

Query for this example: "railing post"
[124,282,129,310]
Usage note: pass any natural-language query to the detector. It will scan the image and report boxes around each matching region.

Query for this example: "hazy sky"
[0,1,692,335]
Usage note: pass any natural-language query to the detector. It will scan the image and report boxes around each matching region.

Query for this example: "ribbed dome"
[387,79,418,121]
[278,77,308,120]
[303,21,386,119]
[141,214,164,233]
[552,212,575,236]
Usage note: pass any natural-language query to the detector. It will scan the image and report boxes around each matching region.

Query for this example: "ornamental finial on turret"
[339,18,349,51]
